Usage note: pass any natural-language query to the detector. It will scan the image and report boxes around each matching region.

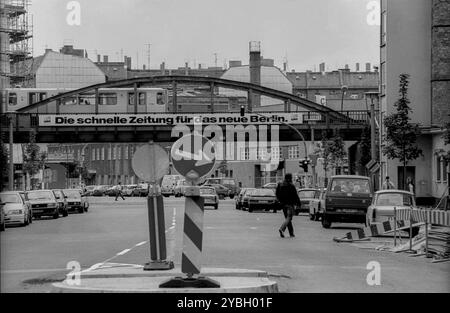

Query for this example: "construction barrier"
[390,208,450,227]
[181,190,205,275]
[335,219,414,242]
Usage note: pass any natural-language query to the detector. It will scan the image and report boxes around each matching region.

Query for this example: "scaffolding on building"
[0,0,34,89]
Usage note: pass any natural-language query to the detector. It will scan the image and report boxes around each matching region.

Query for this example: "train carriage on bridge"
[3,88,169,114]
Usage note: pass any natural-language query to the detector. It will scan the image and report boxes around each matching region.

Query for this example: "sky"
[29,0,380,72]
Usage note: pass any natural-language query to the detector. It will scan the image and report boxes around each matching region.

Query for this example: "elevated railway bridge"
[0,76,374,143]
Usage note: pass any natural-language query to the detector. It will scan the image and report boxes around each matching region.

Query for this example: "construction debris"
[427,226,450,259]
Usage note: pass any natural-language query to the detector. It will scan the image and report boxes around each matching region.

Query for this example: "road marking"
[116,249,131,256]
[135,241,147,247]
[1,268,68,274]
[250,227,257,230]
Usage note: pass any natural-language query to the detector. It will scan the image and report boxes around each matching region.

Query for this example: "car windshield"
[330,178,370,193]
[200,188,215,194]
[0,194,21,203]
[298,190,317,198]
[222,179,235,185]
[249,189,275,196]
[204,179,220,185]
[53,190,63,198]
[64,190,81,198]
[27,191,53,200]
[376,193,413,206]
[86,186,95,191]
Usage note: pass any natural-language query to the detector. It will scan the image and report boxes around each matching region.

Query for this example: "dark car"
[203,178,239,199]
[52,189,69,217]
[92,185,109,196]
[296,188,320,215]
[203,184,230,200]
[132,183,149,197]
[0,202,5,231]
[235,188,256,210]
[26,190,60,219]
[245,188,278,213]
[321,175,373,228]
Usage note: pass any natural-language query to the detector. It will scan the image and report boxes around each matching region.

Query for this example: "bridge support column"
[172,81,178,113]
[210,82,215,113]
[247,89,253,112]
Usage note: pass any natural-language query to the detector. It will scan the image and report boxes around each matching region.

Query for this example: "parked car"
[63,189,89,213]
[0,202,5,231]
[245,188,278,213]
[161,175,183,197]
[203,178,239,199]
[0,191,32,226]
[366,190,419,237]
[235,188,256,210]
[321,175,373,228]
[203,184,230,200]
[26,189,60,219]
[84,185,96,196]
[262,182,278,192]
[52,189,69,217]
[123,185,137,197]
[174,180,191,197]
[132,183,149,197]
[200,186,219,210]
[309,189,326,221]
[105,185,120,197]
[296,188,320,215]
[92,185,109,196]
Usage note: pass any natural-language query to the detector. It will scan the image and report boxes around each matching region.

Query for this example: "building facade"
[380,0,450,204]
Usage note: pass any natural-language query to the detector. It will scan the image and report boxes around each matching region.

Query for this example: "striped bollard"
[160,185,220,288]
[144,184,174,271]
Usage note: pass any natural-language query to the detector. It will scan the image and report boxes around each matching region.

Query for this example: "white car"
[200,186,219,210]
[0,191,33,227]
[63,189,89,213]
[309,189,326,221]
[366,189,419,237]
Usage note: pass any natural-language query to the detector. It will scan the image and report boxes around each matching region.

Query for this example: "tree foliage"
[382,74,422,188]
[22,130,47,179]
[443,121,450,162]
[358,126,372,174]
[325,134,347,170]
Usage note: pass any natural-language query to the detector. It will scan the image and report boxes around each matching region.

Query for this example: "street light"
[340,85,348,112]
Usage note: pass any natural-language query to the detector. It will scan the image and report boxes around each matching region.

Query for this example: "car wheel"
[314,213,321,221]
[53,211,59,219]
[214,204,218,210]
[219,195,225,200]
[229,194,235,199]
[309,214,315,221]
[321,216,331,228]
[248,206,253,213]
[78,207,84,214]
[29,213,33,224]
[23,216,29,226]
[63,209,69,217]
[0,222,5,231]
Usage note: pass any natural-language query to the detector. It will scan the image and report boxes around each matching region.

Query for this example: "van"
[321,175,373,228]
[161,175,183,197]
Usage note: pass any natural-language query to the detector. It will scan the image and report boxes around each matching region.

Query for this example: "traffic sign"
[132,143,170,182]
[171,134,216,181]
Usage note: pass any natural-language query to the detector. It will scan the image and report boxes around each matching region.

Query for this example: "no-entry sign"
[132,143,170,182]
[171,134,216,181]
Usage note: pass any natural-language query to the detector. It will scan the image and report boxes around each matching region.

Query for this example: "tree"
[358,126,372,175]
[382,74,422,190]
[443,121,450,162]
[22,130,47,190]
[325,134,347,174]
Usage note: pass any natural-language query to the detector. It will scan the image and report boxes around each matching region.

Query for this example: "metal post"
[393,206,397,247]
[9,115,14,191]
[425,211,429,257]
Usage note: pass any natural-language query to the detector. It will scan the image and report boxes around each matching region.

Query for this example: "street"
[1,196,449,293]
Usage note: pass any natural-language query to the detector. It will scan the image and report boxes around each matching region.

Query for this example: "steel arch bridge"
[2,75,371,143]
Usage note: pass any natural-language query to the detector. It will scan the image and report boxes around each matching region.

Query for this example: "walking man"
[382,176,395,190]
[276,173,301,238]
[115,182,125,201]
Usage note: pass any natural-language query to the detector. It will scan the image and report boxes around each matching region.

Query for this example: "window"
[79,94,95,105]
[381,62,386,95]
[437,156,442,182]
[117,146,122,159]
[108,147,112,160]
[97,148,100,161]
[443,159,448,183]
[112,146,117,160]
[8,93,17,106]
[271,146,281,160]
[29,92,46,105]
[381,10,387,45]
[157,92,165,105]
[99,93,117,105]
[288,146,300,159]
[92,148,96,161]
[124,146,129,160]
[101,147,105,160]
[128,92,146,105]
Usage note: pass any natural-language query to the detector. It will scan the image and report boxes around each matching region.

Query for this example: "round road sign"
[132,143,170,182]
[171,134,216,181]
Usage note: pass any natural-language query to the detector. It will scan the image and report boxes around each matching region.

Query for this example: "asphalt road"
[1,196,449,293]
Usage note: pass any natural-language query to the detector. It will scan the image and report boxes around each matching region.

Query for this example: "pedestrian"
[406,177,415,194]
[276,173,301,238]
[115,182,125,201]
[382,176,395,190]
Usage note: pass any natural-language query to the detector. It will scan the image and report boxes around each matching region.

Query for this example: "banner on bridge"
[38,113,305,127]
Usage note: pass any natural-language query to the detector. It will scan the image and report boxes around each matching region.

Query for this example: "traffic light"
[240,105,245,117]
[299,158,310,172]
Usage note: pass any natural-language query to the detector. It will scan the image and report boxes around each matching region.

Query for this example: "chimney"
[356,63,360,72]
[229,60,242,68]
[366,62,371,72]
[319,62,325,72]
[249,41,261,107]
[97,55,101,63]
[345,64,349,70]
[143,64,146,70]
[127,57,132,69]
[185,62,189,75]
[198,63,202,70]
[160,62,166,75]
[283,62,287,72]
[103,55,109,63]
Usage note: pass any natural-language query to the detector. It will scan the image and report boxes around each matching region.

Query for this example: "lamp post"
[365,91,380,190]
